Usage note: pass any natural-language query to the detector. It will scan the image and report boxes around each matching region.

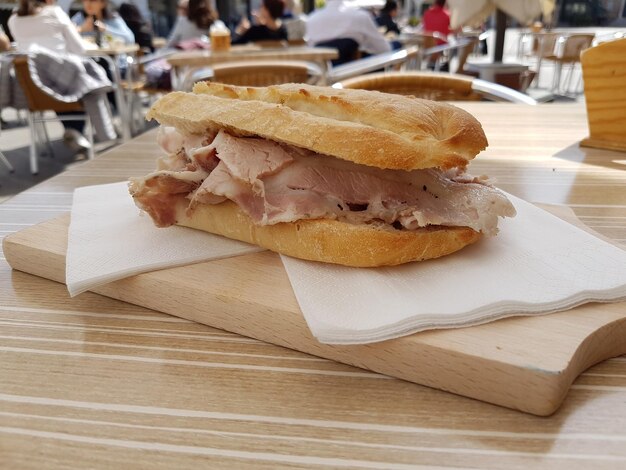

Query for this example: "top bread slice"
[146,82,488,171]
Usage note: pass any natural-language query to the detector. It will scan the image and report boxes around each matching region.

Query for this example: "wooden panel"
[4,209,626,416]
[581,37,626,152]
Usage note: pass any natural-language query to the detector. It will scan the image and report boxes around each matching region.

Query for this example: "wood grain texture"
[4,212,626,416]
[580,38,626,152]
[2,103,626,469]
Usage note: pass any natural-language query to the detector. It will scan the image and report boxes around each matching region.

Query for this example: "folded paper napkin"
[67,183,626,345]
[281,194,626,344]
[66,182,262,296]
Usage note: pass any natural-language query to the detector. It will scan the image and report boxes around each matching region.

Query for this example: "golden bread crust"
[174,198,482,267]
[146,82,487,170]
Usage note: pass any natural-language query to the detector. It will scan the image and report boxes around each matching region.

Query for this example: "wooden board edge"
[85,274,578,416]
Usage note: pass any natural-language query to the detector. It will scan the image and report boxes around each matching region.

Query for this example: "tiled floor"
[0,113,83,203]
[0,109,145,203]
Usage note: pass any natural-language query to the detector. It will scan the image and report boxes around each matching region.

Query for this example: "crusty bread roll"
[132,83,514,267]
[147,82,488,171]
[173,197,482,267]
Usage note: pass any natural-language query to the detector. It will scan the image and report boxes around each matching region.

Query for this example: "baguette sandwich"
[129,82,516,267]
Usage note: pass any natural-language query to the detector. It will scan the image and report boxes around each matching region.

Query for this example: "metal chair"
[334,71,538,104]
[327,46,420,84]
[13,56,94,175]
[124,48,178,133]
[0,116,13,172]
[543,33,595,94]
[184,60,321,89]
[212,60,317,86]
[519,31,558,88]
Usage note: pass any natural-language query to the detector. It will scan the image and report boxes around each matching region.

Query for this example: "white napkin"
[281,194,626,344]
[66,182,262,296]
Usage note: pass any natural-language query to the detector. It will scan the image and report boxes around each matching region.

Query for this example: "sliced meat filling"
[131,128,516,234]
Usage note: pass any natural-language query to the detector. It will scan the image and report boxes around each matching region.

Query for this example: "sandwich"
[129,82,516,267]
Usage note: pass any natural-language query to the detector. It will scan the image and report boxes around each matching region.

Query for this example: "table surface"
[85,44,140,56]
[167,46,338,67]
[2,102,626,469]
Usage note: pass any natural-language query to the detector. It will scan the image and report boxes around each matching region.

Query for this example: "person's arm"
[71,11,85,27]
[55,7,89,54]
[105,16,135,44]
[231,27,252,45]
[357,13,391,54]
[0,30,10,52]
[166,17,183,47]
[231,17,251,44]
[390,18,401,35]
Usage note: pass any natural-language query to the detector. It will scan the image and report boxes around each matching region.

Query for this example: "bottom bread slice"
[173,198,482,267]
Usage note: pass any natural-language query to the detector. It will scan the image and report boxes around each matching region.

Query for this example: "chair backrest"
[531,32,558,57]
[335,71,538,104]
[555,34,595,61]
[211,60,313,86]
[336,71,481,101]
[314,38,360,65]
[327,46,419,84]
[13,56,83,113]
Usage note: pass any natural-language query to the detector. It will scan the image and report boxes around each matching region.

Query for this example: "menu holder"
[580,37,626,152]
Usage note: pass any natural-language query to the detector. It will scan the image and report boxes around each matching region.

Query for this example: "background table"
[167,46,338,88]
[1,103,626,468]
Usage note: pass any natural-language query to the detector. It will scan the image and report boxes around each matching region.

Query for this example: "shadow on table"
[553,142,626,172]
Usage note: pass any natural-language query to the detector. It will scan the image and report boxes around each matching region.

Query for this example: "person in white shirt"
[9,0,93,55]
[8,0,100,153]
[305,0,391,56]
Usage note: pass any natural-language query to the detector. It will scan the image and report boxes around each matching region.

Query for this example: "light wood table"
[1,103,626,468]
[167,45,338,89]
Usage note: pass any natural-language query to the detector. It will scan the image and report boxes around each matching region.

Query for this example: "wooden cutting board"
[4,209,626,416]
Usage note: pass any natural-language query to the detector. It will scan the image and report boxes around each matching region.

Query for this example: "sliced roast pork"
[130,127,516,235]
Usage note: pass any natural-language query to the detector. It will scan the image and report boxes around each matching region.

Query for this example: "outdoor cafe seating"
[3,4,626,468]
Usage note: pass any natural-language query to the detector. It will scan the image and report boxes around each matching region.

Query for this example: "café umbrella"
[446,0,556,61]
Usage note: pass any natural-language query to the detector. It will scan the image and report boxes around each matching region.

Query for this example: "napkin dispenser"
[580,37,626,152]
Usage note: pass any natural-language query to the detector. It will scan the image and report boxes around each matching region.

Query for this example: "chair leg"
[39,120,55,158]
[533,57,542,88]
[32,114,45,157]
[85,115,95,160]
[564,64,574,95]
[552,62,563,94]
[27,111,39,175]
[574,67,583,94]
[0,151,14,173]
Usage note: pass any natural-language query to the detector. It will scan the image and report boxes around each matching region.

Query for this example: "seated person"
[118,2,154,51]
[8,0,100,153]
[422,0,450,45]
[166,0,224,48]
[72,0,135,46]
[306,0,391,60]
[376,0,400,35]
[9,0,92,55]
[0,27,11,52]
[232,0,288,45]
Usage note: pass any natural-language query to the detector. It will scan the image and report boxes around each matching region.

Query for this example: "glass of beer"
[210,25,231,53]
